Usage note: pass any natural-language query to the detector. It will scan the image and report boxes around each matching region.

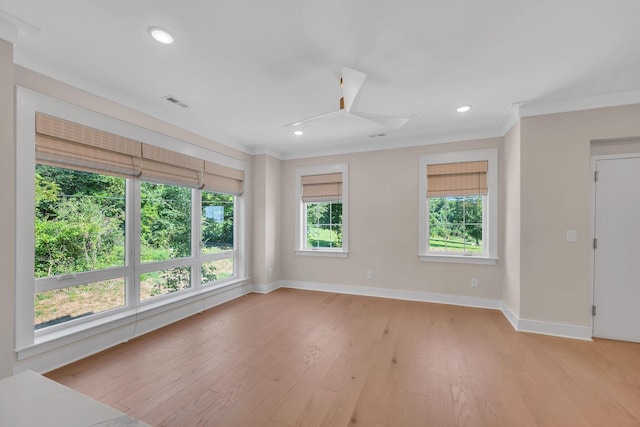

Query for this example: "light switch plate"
[566,230,577,242]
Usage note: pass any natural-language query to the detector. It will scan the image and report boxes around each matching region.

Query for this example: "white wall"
[0,39,15,379]
[520,104,640,327]
[502,121,521,317]
[279,138,505,302]
[252,154,281,286]
[591,138,640,156]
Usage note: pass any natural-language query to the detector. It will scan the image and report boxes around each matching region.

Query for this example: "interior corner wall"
[266,154,282,283]
[251,154,281,285]
[0,38,15,379]
[279,138,504,301]
[502,121,521,317]
[519,104,640,327]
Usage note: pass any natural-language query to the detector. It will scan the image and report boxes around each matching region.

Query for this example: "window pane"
[464,225,483,252]
[35,165,126,278]
[463,196,483,223]
[429,196,484,254]
[201,258,234,285]
[140,266,191,300]
[35,279,126,330]
[140,182,192,262]
[202,191,234,253]
[305,202,342,248]
[330,224,342,248]
[330,202,342,224]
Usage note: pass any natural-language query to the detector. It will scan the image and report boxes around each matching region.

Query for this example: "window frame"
[16,87,248,352]
[295,163,349,257]
[418,149,498,265]
[303,200,343,249]
[199,189,238,286]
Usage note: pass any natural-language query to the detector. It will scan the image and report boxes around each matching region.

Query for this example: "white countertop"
[0,370,150,427]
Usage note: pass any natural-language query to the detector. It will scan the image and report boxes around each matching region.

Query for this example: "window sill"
[296,249,349,258]
[419,254,497,265]
[18,278,249,360]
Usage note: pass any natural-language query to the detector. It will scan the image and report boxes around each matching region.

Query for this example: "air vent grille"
[163,95,189,108]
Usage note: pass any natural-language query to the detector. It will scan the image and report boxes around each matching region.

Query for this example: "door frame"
[590,152,640,338]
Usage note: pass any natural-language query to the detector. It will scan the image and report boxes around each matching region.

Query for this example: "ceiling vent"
[163,95,189,108]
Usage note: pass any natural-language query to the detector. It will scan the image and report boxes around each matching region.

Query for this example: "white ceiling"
[2,0,640,158]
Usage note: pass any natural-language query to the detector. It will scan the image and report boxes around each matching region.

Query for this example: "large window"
[34,165,127,329]
[201,191,236,283]
[20,109,245,341]
[140,182,192,263]
[139,181,193,300]
[295,164,349,257]
[419,149,498,264]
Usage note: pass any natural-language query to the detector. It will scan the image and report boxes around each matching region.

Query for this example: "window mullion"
[233,196,239,279]
[192,188,202,291]
[483,195,489,257]
[130,179,141,306]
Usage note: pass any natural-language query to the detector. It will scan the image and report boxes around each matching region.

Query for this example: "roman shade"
[301,172,342,202]
[35,113,244,193]
[426,160,488,197]
[140,143,204,188]
[203,161,245,196]
[35,113,142,178]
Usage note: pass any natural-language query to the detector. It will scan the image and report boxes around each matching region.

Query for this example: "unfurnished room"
[0,1,640,426]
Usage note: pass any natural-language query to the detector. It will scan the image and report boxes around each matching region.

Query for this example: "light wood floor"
[46,288,640,426]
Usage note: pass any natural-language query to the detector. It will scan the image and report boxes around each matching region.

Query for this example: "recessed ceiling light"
[149,27,174,45]
[293,130,304,136]
[456,105,472,113]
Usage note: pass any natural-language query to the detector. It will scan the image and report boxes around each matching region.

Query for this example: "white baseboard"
[501,303,592,341]
[278,280,502,310]
[250,282,281,294]
[500,304,520,331]
[277,281,592,341]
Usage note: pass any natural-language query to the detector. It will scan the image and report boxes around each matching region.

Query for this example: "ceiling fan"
[285,66,409,130]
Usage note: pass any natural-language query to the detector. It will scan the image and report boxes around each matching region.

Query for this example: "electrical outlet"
[367,271,373,280]
[471,278,478,288]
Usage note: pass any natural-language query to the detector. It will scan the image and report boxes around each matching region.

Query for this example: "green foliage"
[305,202,342,248]
[429,196,483,252]
[201,261,218,284]
[201,191,234,252]
[141,182,192,260]
[156,267,191,296]
[34,165,125,277]
[34,165,237,322]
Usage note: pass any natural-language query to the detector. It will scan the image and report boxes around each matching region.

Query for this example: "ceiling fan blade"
[351,112,409,130]
[341,66,366,112]
[284,109,346,127]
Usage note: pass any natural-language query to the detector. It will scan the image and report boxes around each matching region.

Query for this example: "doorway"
[592,154,640,342]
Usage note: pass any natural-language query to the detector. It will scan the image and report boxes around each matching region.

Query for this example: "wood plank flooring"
[46,288,640,426]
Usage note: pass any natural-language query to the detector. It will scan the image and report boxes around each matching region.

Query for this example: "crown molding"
[518,90,640,118]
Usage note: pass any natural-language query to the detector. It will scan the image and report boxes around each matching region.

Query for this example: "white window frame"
[199,189,239,287]
[418,148,498,265]
[295,163,349,257]
[15,87,248,353]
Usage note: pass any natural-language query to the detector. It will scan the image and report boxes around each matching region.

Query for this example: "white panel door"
[593,156,640,342]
